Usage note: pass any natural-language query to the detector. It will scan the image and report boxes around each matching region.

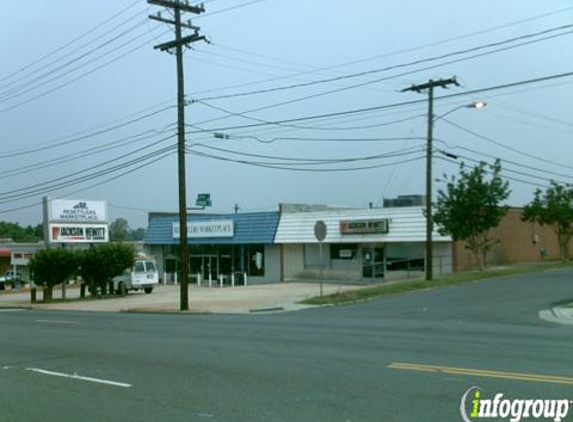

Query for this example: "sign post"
[314,220,327,300]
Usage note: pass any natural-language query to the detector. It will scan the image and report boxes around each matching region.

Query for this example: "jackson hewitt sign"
[173,220,234,239]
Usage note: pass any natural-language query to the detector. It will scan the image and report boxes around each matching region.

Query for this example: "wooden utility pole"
[148,0,206,310]
[402,77,459,281]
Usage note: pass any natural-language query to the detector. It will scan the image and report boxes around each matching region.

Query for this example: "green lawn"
[302,262,569,306]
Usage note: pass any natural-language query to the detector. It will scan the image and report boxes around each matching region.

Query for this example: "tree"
[109,218,131,242]
[434,160,510,269]
[522,181,573,262]
[29,248,77,302]
[78,243,134,296]
[130,227,146,241]
[0,221,43,242]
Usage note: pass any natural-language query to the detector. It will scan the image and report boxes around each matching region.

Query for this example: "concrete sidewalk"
[0,282,367,314]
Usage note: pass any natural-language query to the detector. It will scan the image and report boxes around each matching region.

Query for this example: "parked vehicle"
[0,270,22,289]
[113,258,158,295]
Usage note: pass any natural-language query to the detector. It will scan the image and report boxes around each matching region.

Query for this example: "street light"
[425,100,487,281]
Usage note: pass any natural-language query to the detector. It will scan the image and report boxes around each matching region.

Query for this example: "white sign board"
[49,223,109,243]
[173,220,234,239]
[48,199,108,223]
[11,252,34,266]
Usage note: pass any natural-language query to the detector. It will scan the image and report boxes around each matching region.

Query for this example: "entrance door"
[362,246,385,281]
[202,255,218,281]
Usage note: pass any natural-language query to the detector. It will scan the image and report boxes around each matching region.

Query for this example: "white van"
[113,258,159,295]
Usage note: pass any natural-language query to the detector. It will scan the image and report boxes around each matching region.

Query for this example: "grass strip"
[302,262,569,306]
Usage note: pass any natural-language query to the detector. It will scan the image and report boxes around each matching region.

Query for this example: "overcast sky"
[0,0,572,229]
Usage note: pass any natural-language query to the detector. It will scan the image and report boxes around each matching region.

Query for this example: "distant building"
[383,195,425,208]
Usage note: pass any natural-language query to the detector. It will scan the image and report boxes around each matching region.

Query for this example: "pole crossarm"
[154,34,206,51]
[149,14,201,31]
[148,0,205,14]
[402,77,459,93]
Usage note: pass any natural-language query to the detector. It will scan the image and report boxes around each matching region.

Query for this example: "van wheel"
[144,287,153,294]
[118,282,127,296]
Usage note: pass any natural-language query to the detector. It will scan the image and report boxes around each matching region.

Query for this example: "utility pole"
[148,0,206,310]
[402,77,459,281]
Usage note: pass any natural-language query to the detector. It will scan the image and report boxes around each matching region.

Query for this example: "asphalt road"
[1,269,573,422]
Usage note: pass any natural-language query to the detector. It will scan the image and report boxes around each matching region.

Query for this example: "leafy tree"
[522,181,573,262]
[130,227,146,241]
[78,243,134,296]
[0,222,43,242]
[434,160,510,269]
[29,248,77,302]
[109,218,131,242]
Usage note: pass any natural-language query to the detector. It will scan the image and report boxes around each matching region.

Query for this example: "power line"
[0,30,169,114]
[187,148,426,172]
[0,19,154,103]
[436,156,549,189]
[442,118,573,171]
[436,140,573,181]
[0,129,174,179]
[0,135,176,201]
[0,149,175,216]
[0,15,150,98]
[192,24,573,102]
[0,0,142,84]
[184,70,573,134]
[188,143,424,165]
[0,107,174,158]
[186,5,573,99]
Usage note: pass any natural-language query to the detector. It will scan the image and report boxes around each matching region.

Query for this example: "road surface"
[1,269,572,421]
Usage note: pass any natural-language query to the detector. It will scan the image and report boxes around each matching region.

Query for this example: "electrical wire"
[442,118,573,171]
[0,19,154,102]
[436,156,549,189]
[0,135,176,201]
[187,148,426,172]
[184,70,573,134]
[0,107,174,158]
[0,128,174,179]
[0,0,142,84]
[193,24,573,102]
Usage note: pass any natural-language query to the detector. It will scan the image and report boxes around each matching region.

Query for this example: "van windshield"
[145,261,156,272]
[134,261,145,273]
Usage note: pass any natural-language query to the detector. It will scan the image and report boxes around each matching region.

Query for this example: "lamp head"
[468,100,487,109]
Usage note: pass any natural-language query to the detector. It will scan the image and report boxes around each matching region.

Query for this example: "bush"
[78,243,134,296]
[29,248,77,302]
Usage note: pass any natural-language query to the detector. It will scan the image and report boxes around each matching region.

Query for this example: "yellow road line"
[388,362,573,385]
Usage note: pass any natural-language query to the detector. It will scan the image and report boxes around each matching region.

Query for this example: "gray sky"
[0,0,572,229]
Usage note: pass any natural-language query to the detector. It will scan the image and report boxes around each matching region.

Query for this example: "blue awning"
[144,211,280,245]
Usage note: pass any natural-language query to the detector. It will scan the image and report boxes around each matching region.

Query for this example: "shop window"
[247,245,264,277]
[386,257,424,272]
[330,244,358,260]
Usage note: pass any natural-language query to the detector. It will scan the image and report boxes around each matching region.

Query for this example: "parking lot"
[0,282,367,314]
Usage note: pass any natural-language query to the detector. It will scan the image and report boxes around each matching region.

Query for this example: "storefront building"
[275,205,452,282]
[144,212,280,284]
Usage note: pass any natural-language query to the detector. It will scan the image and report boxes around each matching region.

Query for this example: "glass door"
[362,246,385,281]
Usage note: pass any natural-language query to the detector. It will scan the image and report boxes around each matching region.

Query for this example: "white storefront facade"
[275,206,452,282]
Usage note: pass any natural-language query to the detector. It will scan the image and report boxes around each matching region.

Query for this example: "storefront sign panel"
[173,220,234,239]
[49,223,109,243]
[340,219,389,235]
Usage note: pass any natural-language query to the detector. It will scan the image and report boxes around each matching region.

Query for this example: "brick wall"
[452,208,566,271]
